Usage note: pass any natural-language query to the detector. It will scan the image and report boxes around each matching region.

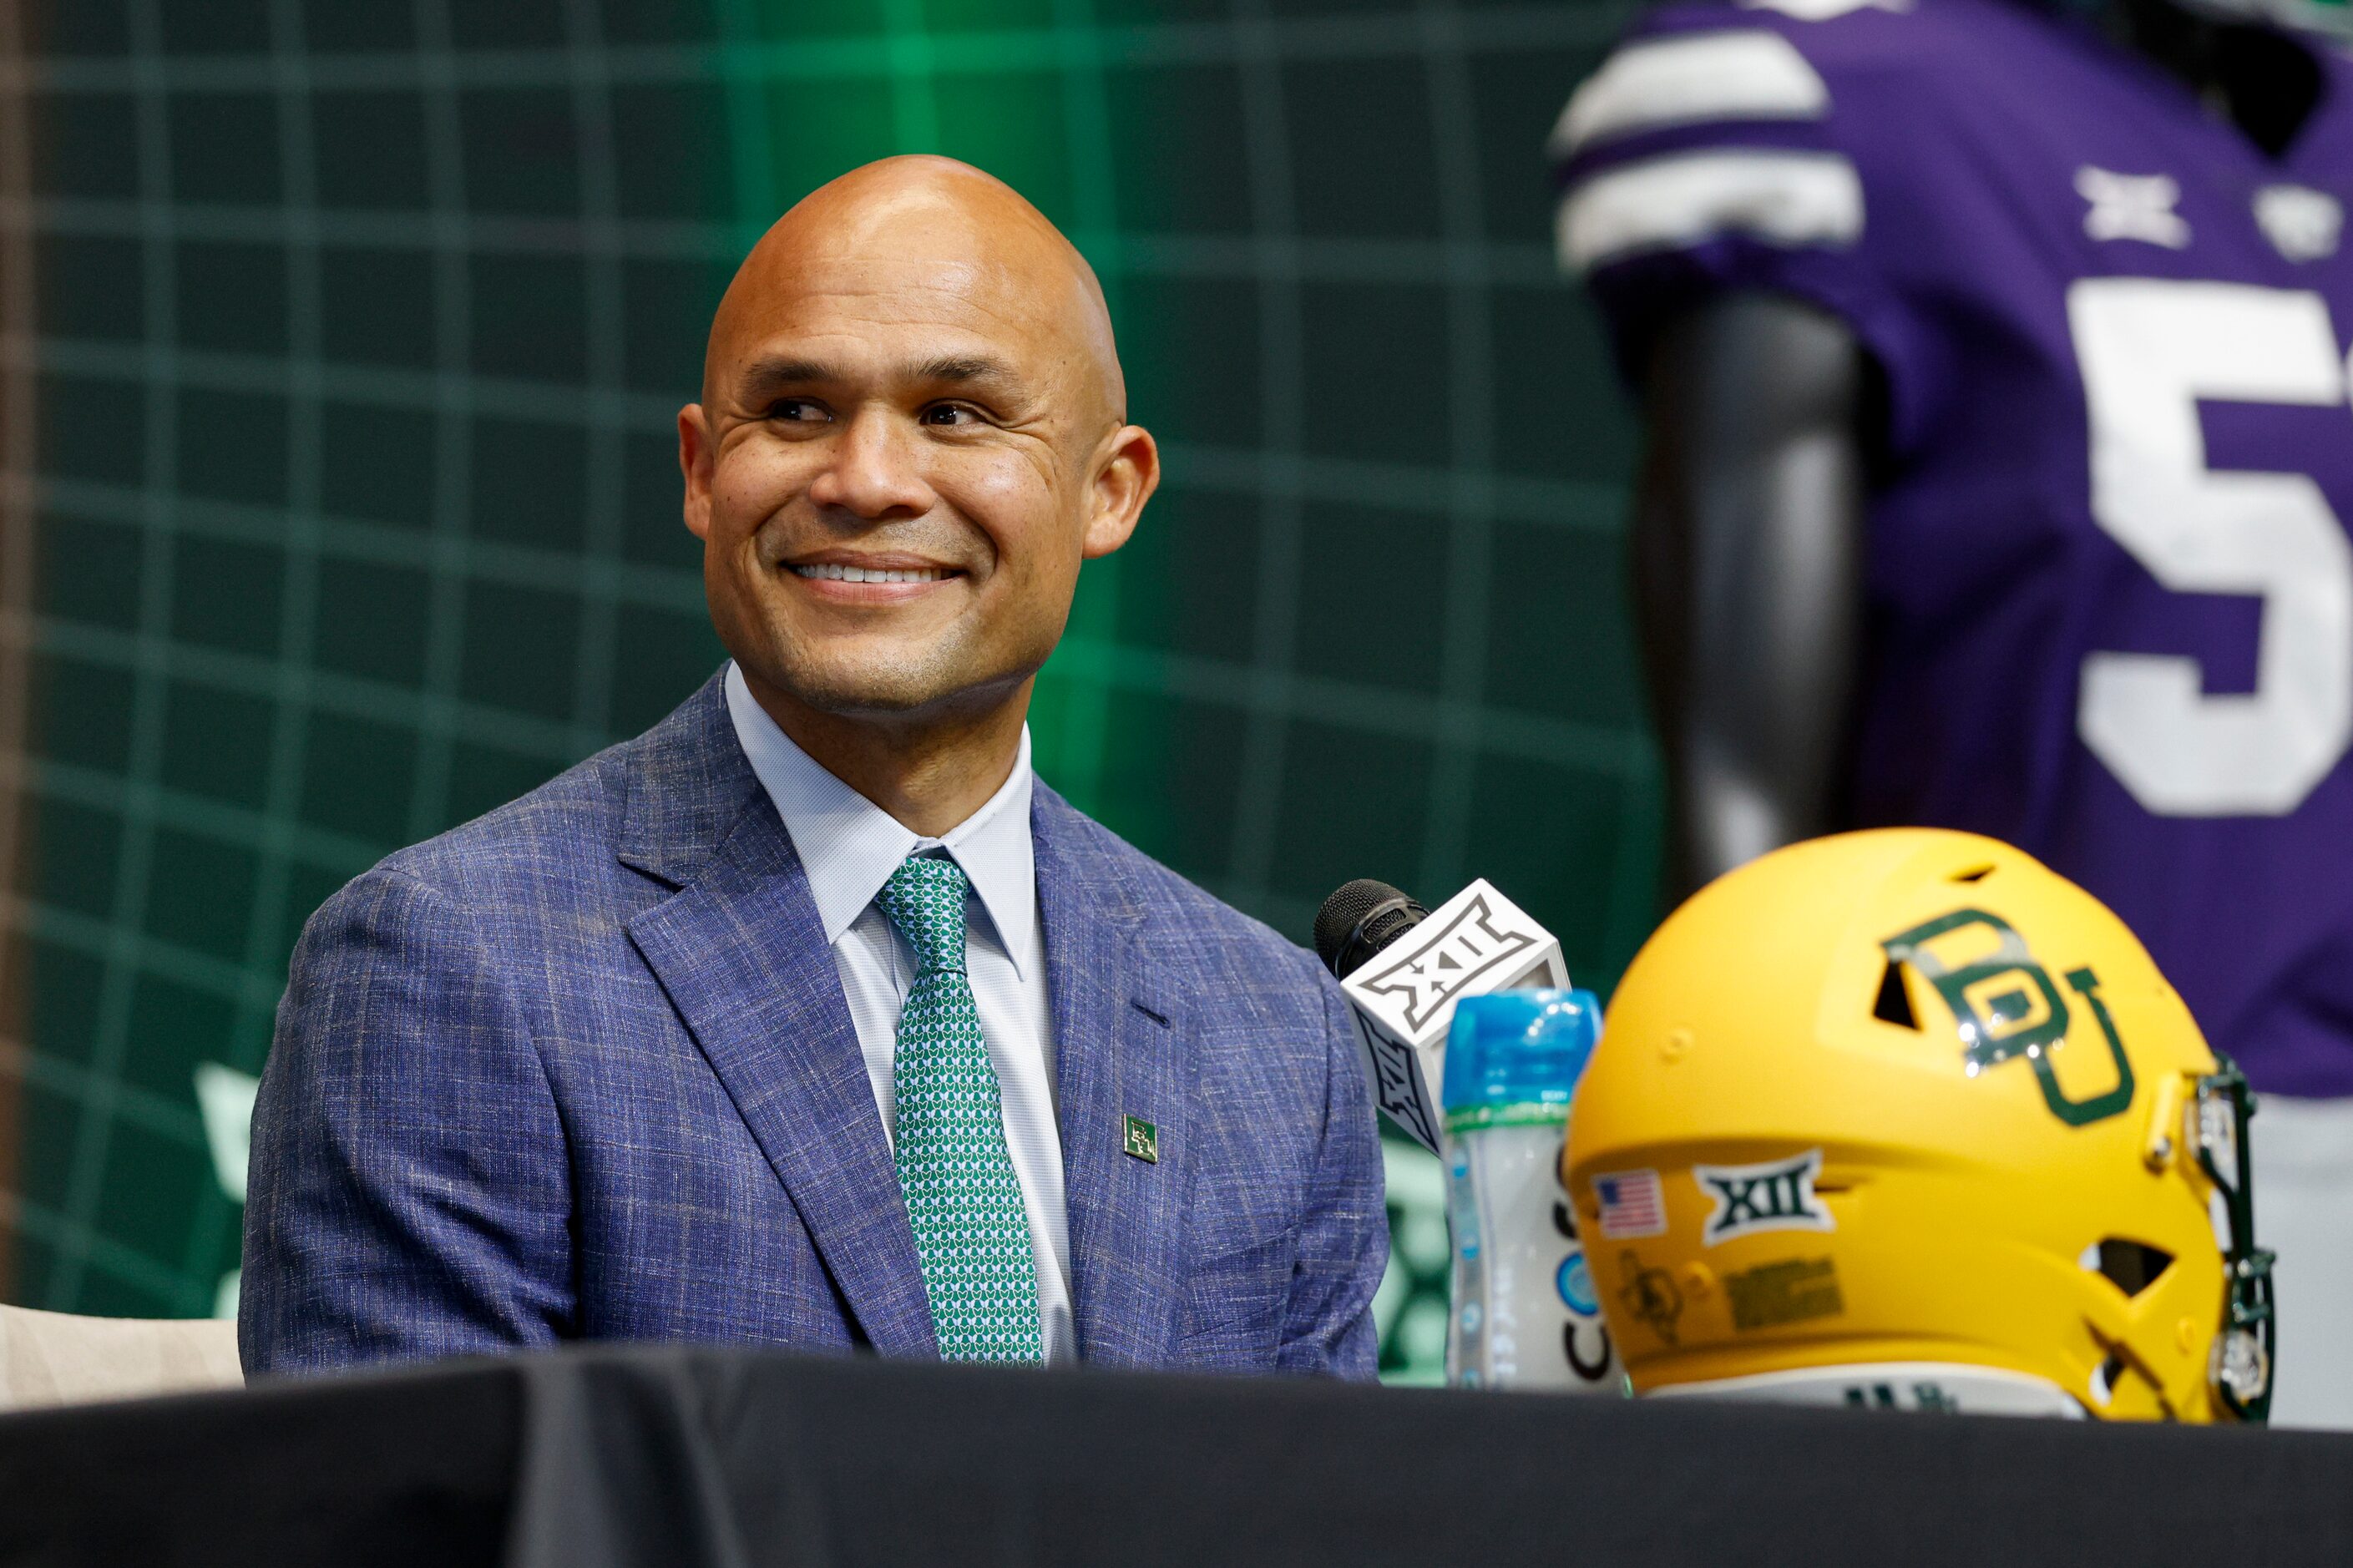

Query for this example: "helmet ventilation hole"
[1949,865,1995,883]
[1872,960,1919,1029]
[2082,1239,2176,1297]
[2088,1349,2128,1408]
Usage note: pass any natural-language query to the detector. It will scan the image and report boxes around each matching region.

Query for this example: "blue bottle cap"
[1441,989,1602,1130]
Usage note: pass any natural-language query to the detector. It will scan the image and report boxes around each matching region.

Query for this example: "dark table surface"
[1,1344,2347,1568]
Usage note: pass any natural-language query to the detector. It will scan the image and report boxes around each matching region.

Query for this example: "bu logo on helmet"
[1880,908,2136,1127]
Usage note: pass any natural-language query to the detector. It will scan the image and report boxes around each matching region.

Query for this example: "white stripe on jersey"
[1736,0,1910,19]
[1558,149,1863,274]
[1551,31,1829,160]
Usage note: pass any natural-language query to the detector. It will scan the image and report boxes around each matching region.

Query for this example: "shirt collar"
[723,662,1039,978]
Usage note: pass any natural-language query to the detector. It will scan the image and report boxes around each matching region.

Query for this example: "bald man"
[240,159,1388,1378]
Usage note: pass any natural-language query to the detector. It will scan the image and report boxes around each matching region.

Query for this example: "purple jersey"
[1556,0,2353,1095]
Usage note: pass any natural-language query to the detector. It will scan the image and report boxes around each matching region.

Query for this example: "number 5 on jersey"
[2071,279,2353,817]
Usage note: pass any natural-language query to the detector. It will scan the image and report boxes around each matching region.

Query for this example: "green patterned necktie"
[874,852,1044,1363]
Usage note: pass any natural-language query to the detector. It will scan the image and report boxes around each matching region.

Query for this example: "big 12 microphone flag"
[1315,879,1571,1151]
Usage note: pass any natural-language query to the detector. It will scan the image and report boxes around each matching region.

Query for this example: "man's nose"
[805,406,935,520]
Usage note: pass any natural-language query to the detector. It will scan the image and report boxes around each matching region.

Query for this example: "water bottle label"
[1556,1252,1599,1318]
[1449,1121,1622,1393]
[1444,1100,1572,1136]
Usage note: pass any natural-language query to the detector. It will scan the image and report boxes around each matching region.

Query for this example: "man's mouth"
[789,563,951,584]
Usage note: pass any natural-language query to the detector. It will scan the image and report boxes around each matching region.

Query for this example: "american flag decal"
[1595,1169,1668,1239]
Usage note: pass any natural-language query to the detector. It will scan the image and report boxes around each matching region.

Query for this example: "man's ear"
[1081,424,1160,560]
[679,404,715,542]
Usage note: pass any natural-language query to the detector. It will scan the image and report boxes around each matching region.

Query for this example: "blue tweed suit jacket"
[241,672,1387,1378]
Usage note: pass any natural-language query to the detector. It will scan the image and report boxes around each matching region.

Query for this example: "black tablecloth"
[1,1345,2348,1567]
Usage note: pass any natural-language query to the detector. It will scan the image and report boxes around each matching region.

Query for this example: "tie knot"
[876,853,971,974]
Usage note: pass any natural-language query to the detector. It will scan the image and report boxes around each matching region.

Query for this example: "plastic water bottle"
[1442,989,1621,1393]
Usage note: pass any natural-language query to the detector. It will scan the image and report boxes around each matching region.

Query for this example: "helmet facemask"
[2192,1060,2275,1422]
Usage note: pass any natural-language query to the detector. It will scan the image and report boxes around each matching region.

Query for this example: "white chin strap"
[1644,1362,2087,1419]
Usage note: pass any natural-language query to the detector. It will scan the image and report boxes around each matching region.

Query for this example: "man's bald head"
[676,156,1158,759]
[704,155,1124,428]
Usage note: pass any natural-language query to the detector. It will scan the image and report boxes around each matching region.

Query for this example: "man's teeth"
[792,564,947,584]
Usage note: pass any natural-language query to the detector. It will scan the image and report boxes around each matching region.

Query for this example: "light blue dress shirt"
[723,664,1075,1363]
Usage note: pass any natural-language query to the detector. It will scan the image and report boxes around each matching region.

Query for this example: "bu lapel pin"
[1122,1115,1159,1164]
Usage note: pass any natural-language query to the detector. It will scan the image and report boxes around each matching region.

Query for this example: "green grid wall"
[0,0,1657,1379]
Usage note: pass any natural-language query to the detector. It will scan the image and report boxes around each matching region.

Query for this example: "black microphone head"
[1314,879,1430,980]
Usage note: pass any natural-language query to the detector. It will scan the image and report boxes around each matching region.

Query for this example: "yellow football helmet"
[1563,828,2272,1422]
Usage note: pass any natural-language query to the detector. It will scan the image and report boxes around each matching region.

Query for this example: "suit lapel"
[620,680,935,1358]
[1035,790,1187,1368]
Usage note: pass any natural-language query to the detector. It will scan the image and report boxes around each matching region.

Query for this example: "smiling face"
[680,159,1156,730]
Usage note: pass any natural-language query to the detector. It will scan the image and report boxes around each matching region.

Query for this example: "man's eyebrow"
[740,356,842,394]
[910,354,1017,387]
[740,353,1020,392]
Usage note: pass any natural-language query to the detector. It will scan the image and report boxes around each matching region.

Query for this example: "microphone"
[1314,877,1569,1152]
[1313,879,1430,979]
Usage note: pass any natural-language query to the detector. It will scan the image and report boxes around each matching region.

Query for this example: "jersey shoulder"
[1623,0,1936,55]
[1621,0,2050,68]
[1567,0,2073,167]
[1553,0,2129,286]
[1554,0,2088,416]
